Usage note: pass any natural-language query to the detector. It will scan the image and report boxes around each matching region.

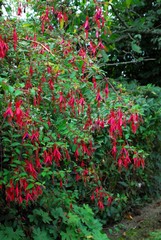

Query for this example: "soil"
[104,199,161,240]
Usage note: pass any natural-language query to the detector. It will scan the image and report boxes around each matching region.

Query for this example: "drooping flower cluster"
[91,187,113,210]
[5,179,42,204]
[0,36,8,58]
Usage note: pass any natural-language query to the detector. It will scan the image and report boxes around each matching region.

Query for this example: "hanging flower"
[13,28,18,50]
[3,102,13,119]
[83,17,90,38]
[0,36,8,58]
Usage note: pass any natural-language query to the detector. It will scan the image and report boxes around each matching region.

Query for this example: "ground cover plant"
[0,0,161,239]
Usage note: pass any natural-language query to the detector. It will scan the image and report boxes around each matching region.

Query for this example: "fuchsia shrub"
[0,0,145,211]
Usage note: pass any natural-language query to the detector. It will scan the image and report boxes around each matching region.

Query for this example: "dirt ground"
[105,199,161,240]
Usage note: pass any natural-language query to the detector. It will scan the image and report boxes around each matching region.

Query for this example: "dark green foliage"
[0,189,109,240]
[105,0,161,86]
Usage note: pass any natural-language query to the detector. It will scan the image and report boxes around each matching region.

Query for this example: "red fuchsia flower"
[17,5,22,16]
[30,130,39,142]
[5,180,15,202]
[83,169,88,176]
[68,57,76,65]
[83,169,89,183]
[93,6,105,37]
[107,196,113,206]
[41,76,46,83]
[80,161,85,167]
[57,11,68,28]
[92,77,97,89]
[63,46,72,56]
[37,85,42,105]
[22,132,29,141]
[48,25,54,31]
[117,108,123,136]
[108,110,116,137]
[47,65,52,74]
[83,16,90,38]
[118,158,123,169]
[25,79,32,89]
[35,157,41,170]
[68,95,75,109]
[48,78,54,90]
[0,36,8,58]
[13,28,18,51]
[65,149,70,160]
[29,66,34,76]
[98,200,104,210]
[118,147,131,169]
[60,179,63,188]
[78,97,85,113]
[97,41,105,49]
[96,89,102,107]
[79,48,86,59]
[43,150,52,165]
[53,145,61,166]
[14,100,24,126]
[129,113,140,134]
[32,34,38,48]
[26,191,33,203]
[133,153,145,168]
[89,41,97,55]
[74,148,79,160]
[91,194,95,201]
[94,118,105,129]
[89,140,94,154]
[76,172,81,181]
[81,141,90,156]
[48,119,51,126]
[25,160,37,179]
[94,7,102,25]
[84,118,93,130]
[32,185,42,198]
[108,109,124,140]
[3,102,13,119]
[41,7,49,27]
[58,92,66,112]
[20,178,28,190]
[15,182,20,198]
[104,83,109,98]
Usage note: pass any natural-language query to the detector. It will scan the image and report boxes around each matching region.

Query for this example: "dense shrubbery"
[0,0,161,239]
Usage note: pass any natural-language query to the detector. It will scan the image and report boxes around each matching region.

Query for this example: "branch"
[110,4,135,41]
[110,4,161,37]
[106,35,129,45]
[21,38,55,57]
[120,28,161,36]
[103,58,156,67]
[110,4,129,29]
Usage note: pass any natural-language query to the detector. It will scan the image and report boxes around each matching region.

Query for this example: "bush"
[0,0,159,233]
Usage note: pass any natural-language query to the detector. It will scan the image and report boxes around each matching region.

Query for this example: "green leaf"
[26,183,34,190]
[131,42,142,53]
[14,90,23,97]
[0,226,25,240]
[126,0,132,8]
[101,50,109,63]
[33,228,52,240]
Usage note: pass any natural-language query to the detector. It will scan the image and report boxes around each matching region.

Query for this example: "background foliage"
[0,0,161,239]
